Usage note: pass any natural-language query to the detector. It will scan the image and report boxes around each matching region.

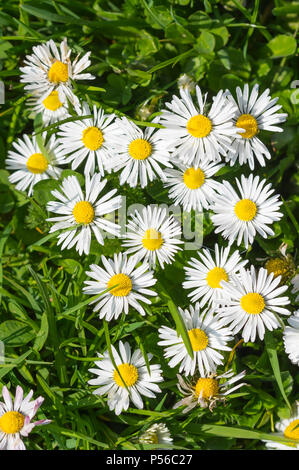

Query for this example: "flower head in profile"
[139,423,173,448]
[225,84,287,170]
[0,385,50,450]
[88,341,163,416]
[20,38,94,106]
[173,369,246,413]
[47,174,122,256]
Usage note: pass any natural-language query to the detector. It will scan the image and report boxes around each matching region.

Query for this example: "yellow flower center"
[284,419,299,441]
[265,258,289,279]
[188,328,209,351]
[72,201,95,224]
[82,126,104,151]
[48,60,69,83]
[183,167,205,189]
[42,90,63,111]
[0,411,25,434]
[142,229,164,251]
[128,138,152,160]
[206,267,228,289]
[26,153,48,174]
[240,293,265,315]
[236,114,258,139]
[234,199,257,221]
[195,378,219,399]
[113,363,138,387]
[107,273,132,297]
[186,114,212,138]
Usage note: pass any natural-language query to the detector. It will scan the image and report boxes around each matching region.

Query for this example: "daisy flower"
[264,402,299,450]
[83,253,157,321]
[57,102,116,176]
[20,38,94,105]
[108,116,172,188]
[158,85,241,167]
[88,341,163,415]
[139,423,173,447]
[216,266,290,342]
[27,90,70,126]
[183,243,248,307]
[6,133,65,196]
[164,158,224,212]
[225,84,287,170]
[47,174,122,256]
[158,303,233,376]
[210,174,283,248]
[283,310,299,366]
[174,369,246,413]
[122,205,183,269]
[0,385,50,450]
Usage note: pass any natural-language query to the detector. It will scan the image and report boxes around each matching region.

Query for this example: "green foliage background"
[0,0,298,450]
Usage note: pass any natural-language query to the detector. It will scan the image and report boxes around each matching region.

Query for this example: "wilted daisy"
[183,244,248,307]
[159,85,241,167]
[122,206,183,269]
[139,423,173,447]
[264,402,299,450]
[216,266,290,342]
[158,303,233,376]
[210,174,283,248]
[164,158,224,212]
[47,174,121,256]
[57,102,116,176]
[88,341,163,415]
[27,90,69,125]
[225,84,287,170]
[283,310,299,366]
[265,244,295,284]
[83,253,157,320]
[6,133,65,196]
[177,74,196,93]
[0,385,50,450]
[174,369,246,413]
[20,38,94,105]
[108,117,172,187]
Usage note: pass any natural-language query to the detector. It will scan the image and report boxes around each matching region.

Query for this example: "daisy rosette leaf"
[158,85,241,167]
[47,173,122,256]
[0,385,51,450]
[27,90,69,126]
[263,401,299,450]
[57,102,116,176]
[225,84,287,170]
[173,369,246,413]
[139,423,173,448]
[183,243,248,307]
[107,116,172,188]
[164,158,224,212]
[283,310,299,366]
[210,174,283,248]
[158,303,234,376]
[83,253,157,321]
[20,38,94,106]
[122,205,183,269]
[216,265,291,342]
[6,132,65,196]
[88,341,163,416]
